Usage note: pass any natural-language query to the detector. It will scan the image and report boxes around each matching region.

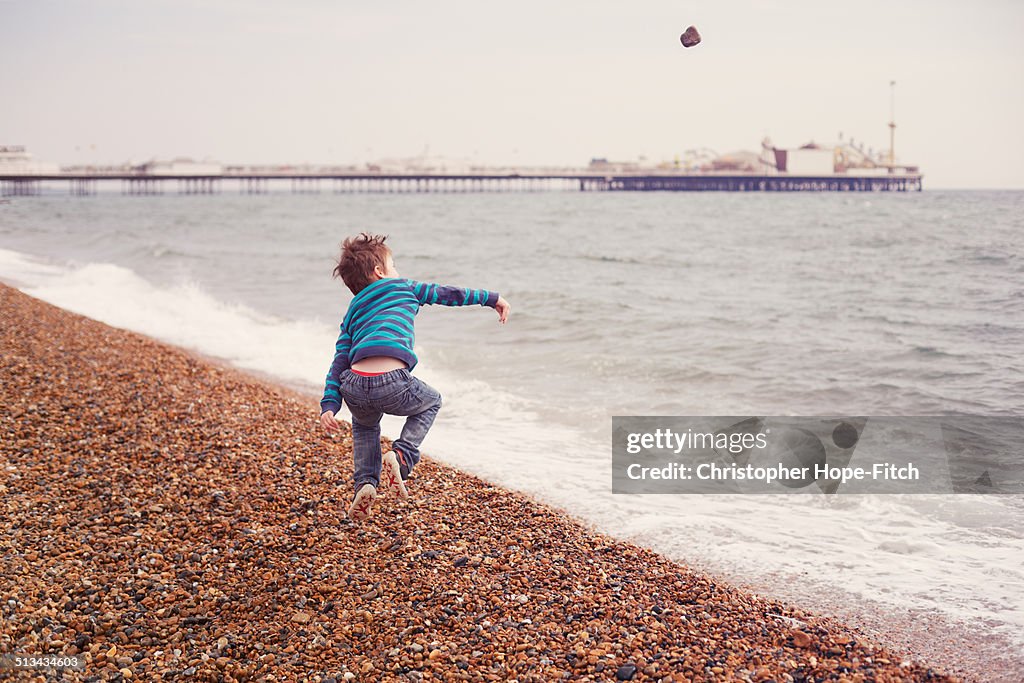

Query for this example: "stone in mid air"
[680,25,701,48]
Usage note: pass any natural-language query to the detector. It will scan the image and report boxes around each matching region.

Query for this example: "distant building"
[762,138,919,176]
[588,157,642,173]
[0,145,59,175]
[705,150,763,173]
[136,158,223,176]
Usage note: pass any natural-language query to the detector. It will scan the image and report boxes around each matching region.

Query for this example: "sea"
[2,187,1022,679]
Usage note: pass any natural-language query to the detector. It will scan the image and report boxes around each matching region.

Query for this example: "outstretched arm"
[409,280,498,308]
[407,280,510,323]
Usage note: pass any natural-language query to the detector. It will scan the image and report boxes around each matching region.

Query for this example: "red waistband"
[351,368,392,377]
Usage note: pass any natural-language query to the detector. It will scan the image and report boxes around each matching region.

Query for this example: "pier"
[1,171,923,197]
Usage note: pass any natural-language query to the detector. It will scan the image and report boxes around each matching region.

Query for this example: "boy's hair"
[333,232,391,294]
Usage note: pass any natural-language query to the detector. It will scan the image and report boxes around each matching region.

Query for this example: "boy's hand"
[495,296,511,324]
[320,410,341,435]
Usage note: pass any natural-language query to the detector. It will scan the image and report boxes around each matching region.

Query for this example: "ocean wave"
[579,253,646,265]
[910,345,963,358]
[145,244,204,260]
[0,247,333,385]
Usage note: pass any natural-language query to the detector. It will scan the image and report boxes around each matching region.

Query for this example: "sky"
[2,0,1023,188]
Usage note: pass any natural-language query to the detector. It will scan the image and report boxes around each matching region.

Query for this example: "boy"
[319,233,510,523]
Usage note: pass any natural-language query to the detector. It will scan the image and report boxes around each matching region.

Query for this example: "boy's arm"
[408,279,499,309]
[320,323,352,415]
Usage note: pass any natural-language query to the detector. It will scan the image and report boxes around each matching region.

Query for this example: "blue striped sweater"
[320,277,499,414]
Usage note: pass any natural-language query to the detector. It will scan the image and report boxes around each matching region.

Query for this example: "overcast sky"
[3,0,1022,188]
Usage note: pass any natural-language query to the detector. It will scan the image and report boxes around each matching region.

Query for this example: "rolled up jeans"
[339,368,442,493]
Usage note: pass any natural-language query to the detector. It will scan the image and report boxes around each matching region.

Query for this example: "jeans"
[339,368,442,493]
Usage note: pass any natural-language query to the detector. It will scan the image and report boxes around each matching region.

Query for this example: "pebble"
[0,283,965,683]
[616,662,638,680]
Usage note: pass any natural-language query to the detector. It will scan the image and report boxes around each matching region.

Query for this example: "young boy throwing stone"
[320,233,510,522]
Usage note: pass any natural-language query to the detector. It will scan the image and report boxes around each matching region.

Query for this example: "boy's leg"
[389,376,443,477]
[348,406,384,493]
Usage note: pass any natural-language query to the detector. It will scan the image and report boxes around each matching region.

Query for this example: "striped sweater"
[320,277,499,414]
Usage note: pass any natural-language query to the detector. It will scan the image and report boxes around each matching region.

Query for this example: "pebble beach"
[0,282,965,682]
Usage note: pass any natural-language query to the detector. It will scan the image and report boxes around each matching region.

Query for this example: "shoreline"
[245,336,1022,681]
[0,281,980,681]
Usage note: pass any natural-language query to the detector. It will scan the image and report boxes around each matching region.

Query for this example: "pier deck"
[1,172,923,196]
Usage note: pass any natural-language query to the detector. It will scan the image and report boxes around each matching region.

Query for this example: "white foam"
[0,248,335,385]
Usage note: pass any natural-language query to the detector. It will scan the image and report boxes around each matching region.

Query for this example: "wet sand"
[0,282,966,681]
